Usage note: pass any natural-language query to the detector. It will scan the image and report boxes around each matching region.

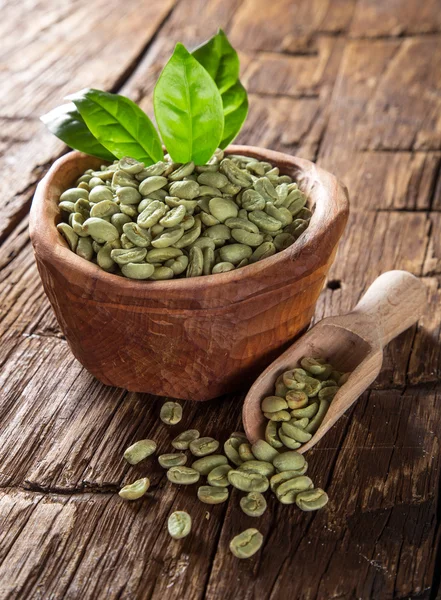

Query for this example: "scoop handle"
[349,270,426,348]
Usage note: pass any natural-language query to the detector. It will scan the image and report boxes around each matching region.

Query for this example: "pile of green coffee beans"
[56,150,311,280]
[118,398,329,560]
[262,357,350,450]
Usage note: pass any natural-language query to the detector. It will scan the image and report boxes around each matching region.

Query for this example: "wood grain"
[0,0,441,597]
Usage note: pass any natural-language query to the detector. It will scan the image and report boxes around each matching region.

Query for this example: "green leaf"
[220,81,249,148]
[40,103,115,160]
[192,28,239,94]
[192,29,248,149]
[67,88,164,166]
[153,43,224,165]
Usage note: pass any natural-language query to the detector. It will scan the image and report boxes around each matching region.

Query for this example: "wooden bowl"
[29,145,349,400]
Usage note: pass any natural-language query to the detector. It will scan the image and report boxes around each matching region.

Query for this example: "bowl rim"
[29,145,349,300]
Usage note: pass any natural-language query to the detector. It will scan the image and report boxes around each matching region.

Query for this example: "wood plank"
[319,38,441,169]
[350,0,441,38]
[0,383,438,599]
[0,0,175,243]
[229,0,356,53]
[243,37,345,98]
[206,385,440,600]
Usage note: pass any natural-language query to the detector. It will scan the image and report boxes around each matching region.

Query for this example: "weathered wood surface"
[0,0,440,598]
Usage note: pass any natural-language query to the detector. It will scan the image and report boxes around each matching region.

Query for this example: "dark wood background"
[1,1,440,598]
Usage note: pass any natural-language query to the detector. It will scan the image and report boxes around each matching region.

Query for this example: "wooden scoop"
[243,270,427,453]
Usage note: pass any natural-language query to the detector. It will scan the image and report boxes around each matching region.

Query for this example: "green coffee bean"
[173,222,202,248]
[300,357,326,375]
[60,188,89,203]
[264,410,291,422]
[151,226,184,248]
[146,247,182,263]
[220,158,253,187]
[120,203,138,218]
[203,224,231,243]
[265,204,292,227]
[265,420,283,449]
[115,186,141,205]
[159,204,186,227]
[224,439,243,466]
[305,399,330,434]
[137,200,167,229]
[248,210,282,233]
[291,402,319,419]
[168,511,192,539]
[74,198,91,219]
[229,528,263,559]
[82,217,119,243]
[207,464,232,487]
[160,401,182,425]
[158,453,187,468]
[295,488,329,511]
[261,396,288,413]
[303,377,322,397]
[274,233,295,251]
[187,246,204,278]
[251,440,279,462]
[171,429,200,450]
[59,200,76,214]
[150,266,174,280]
[124,439,157,464]
[274,374,288,397]
[228,470,269,493]
[292,417,310,428]
[191,455,228,475]
[219,243,252,265]
[276,475,314,504]
[136,162,167,179]
[273,451,306,472]
[270,470,307,492]
[202,247,215,275]
[189,437,219,457]
[254,177,278,202]
[168,162,195,181]
[231,229,264,247]
[285,390,309,409]
[76,236,93,260]
[110,213,132,235]
[169,180,200,199]
[208,197,238,222]
[97,241,118,270]
[110,248,145,265]
[281,422,312,443]
[249,242,276,263]
[121,222,151,248]
[138,176,168,196]
[278,430,301,449]
[282,370,306,391]
[89,176,106,188]
[119,477,150,500]
[197,171,228,187]
[240,492,267,517]
[318,386,339,401]
[238,443,254,462]
[165,255,189,275]
[57,223,79,251]
[197,485,229,504]
[212,262,235,274]
[238,460,275,477]
[167,466,200,485]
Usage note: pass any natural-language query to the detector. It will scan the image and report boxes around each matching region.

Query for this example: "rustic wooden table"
[1,1,440,598]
